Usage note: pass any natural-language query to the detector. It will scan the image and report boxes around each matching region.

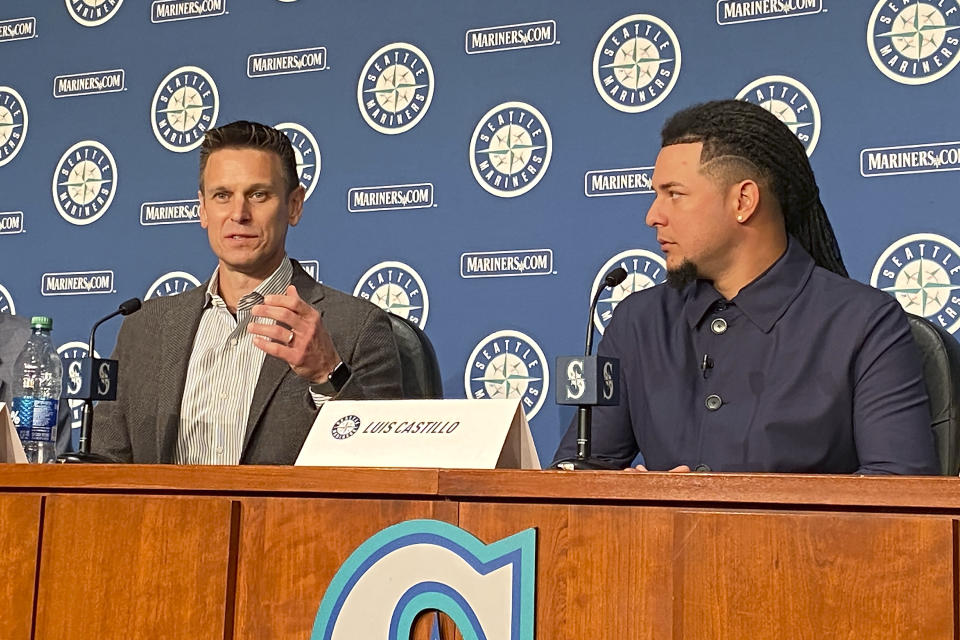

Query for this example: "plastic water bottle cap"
[30,316,53,330]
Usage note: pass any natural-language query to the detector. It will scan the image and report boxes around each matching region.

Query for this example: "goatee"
[666,259,699,290]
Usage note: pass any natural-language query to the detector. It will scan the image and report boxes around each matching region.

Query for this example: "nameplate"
[0,403,27,463]
[296,399,540,469]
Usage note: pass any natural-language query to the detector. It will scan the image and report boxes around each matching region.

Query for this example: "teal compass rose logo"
[151,66,219,153]
[868,1,960,85]
[872,233,960,333]
[358,43,434,135]
[51,140,117,226]
[354,261,429,329]
[592,14,681,113]
[0,87,27,167]
[145,271,200,300]
[66,0,124,27]
[275,122,321,201]
[465,330,549,420]
[736,75,821,156]
[592,249,666,334]
[470,101,552,198]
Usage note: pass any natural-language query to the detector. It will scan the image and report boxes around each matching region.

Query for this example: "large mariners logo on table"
[867,0,960,85]
[353,261,429,329]
[0,87,27,167]
[151,66,219,152]
[66,0,124,27]
[0,283,15,314]
[52,140,118,226]
[736,75,821,156]
[593,249,666,334]
[276,122,321,201]
[470,101,552,198]
[57,341,101,439]
[358,43,434,135]
[145,270,201,300]
[465,330,548,420]
[871,233,960,334]
[592,14,681,113]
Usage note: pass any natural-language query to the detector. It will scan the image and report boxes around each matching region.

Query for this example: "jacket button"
[705,394,723,411]
[710,318,728,334]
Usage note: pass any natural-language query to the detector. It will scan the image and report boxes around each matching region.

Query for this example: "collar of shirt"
[683,236,816,333]
[203,257,294,313]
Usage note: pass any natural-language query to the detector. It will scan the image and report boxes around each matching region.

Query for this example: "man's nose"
[645,197,665,228]
[229,198,251,221]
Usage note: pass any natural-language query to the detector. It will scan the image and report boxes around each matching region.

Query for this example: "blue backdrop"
[1,0,959,461]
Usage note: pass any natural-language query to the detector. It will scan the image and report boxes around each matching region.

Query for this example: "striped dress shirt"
[175,258,293,465]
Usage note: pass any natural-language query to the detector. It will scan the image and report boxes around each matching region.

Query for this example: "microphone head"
[118,298,142,316]
[604,267,628,288]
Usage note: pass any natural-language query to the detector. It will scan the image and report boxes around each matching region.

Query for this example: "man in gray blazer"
[92,121,403,465]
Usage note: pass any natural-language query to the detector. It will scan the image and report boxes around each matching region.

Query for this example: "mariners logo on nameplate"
[593,14,681,113]
[57,341,101,438]
[0,283,15,314]
[276,122,321,201]
[330,415,361,440]
[465,330,548,421]
[470,101,552,198]
[354,261,429,329]
[593,249,666,334]
[358,43,434,134]
[66,0,124,27]
[737,75,821,156]
[145,271,200,300]
[872,233,960,334]
[867,0,960,85]
[151,66,219,152]
[52,140,117,226]
[0,87,27,167]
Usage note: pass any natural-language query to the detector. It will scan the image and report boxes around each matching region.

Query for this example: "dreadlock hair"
[198,120,299,196]
[660,99,848,277]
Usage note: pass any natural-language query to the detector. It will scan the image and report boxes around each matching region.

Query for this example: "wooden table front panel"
[0,494,42,640]
[234,496,457,640]
[34,494,235,640]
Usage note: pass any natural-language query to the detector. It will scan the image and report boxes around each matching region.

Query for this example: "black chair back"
[387,314,443,399]
[907,314,960,475]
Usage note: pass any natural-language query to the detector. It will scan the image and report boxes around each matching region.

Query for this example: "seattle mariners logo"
[151,66,219,152]
[867,1,960,85]
[276,122,321,201]
[66,0,124,27]
[592,14,681,113]
[736,75,821,156]
[0,283,14,314]
[872,233,960,334]
[145,271,201,300]
[593,249,667,334]
[353,261,429,329]
[0,87,27,167]
[470,101,552,198]
[57,341,101,438]
[52,140,118,226]
[465,330,549,420]
[358,43,434,135]
[331,415,361,440]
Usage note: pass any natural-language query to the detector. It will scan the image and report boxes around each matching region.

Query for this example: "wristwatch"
[310,361,350,396]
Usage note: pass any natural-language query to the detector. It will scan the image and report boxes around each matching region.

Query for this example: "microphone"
[554,267,627,470]
[58,298,142,463]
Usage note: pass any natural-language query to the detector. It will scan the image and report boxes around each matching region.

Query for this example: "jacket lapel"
[155,284,206,462]
[242,261,326,454]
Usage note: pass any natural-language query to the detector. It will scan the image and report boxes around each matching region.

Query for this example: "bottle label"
[11,397,57,442]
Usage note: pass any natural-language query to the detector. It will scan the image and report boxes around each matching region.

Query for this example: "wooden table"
[1,465,957,639]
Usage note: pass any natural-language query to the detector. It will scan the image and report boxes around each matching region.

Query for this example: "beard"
[666,259,699,290]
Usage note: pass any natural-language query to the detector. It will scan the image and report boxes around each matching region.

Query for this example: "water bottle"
[11,316,62,463]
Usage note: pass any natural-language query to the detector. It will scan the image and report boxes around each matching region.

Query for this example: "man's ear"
[197,189,208,229]
[731,179,761,224]
[287,184,305,227]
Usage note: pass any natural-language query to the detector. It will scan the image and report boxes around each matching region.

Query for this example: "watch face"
[65,0,124,27]
[151,65,219,152]
[52,140,118,226]
[469,101,552,198]
[357,42,434,134]
[737,75,821,156]
[592,14,681,113]
[275,122,321,201]
[0,86,27,167]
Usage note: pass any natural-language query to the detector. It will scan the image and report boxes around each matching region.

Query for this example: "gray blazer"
[92,262,403,464]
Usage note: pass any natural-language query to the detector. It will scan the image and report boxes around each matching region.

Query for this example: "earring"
[737,215,743,222]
